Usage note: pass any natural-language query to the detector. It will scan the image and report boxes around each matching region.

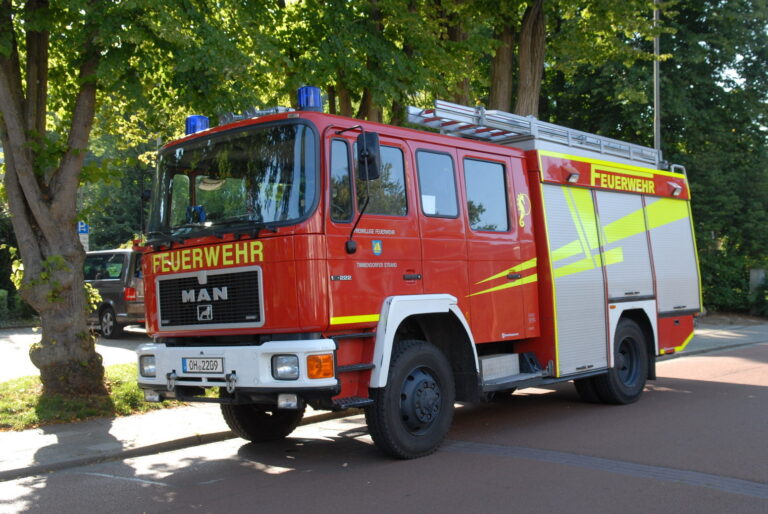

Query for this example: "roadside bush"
[699,251,751,312]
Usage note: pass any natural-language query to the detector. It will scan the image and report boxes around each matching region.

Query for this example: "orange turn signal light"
[307,354,334,379]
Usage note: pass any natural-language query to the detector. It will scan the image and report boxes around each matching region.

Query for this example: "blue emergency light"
[185,115,210,135]
[297,86,322,112]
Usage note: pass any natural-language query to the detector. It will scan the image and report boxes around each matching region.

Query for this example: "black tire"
[573,376,602,403]
[221,403,305,442]
[100,306,122,339]
[593,319,648,404]
[365,340,455,459]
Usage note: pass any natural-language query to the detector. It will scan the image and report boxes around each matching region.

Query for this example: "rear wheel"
[221,403,305,442]
[365,340,455,459]
[593,319,648,404]
[99,307,122,339]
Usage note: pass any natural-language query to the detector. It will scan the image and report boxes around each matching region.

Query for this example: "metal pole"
[653,2,661,152]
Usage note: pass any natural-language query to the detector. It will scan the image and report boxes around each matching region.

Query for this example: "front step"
[480,353,546,392]
[332,396,374,410]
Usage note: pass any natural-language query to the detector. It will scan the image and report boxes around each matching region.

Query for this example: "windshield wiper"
[212,220,279,239]
[146,231,186,249]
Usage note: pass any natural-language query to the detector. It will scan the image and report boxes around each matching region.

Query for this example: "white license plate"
[182,357,223,374]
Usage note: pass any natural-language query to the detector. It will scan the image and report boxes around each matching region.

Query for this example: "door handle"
[403,273,422,281]
[507,273,522,280]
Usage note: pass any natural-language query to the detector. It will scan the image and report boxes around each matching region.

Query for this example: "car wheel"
[100,307,123,339]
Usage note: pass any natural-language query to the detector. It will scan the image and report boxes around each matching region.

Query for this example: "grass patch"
[0,316,40,329]
[0,364,175,431]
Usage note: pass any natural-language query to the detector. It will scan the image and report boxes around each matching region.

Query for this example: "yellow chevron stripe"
[475,258,538,285]
[468,274,538,297]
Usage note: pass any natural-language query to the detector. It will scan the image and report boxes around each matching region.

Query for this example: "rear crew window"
[356,145,407,216]
[416,151,458,217]
[464,158,509,232]
[330,139,353,222]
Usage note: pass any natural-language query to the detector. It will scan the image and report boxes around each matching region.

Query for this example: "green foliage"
[698,251,750,312]
[84,282,102,314]
[750,280,768,318]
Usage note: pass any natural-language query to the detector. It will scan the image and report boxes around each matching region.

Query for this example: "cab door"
[410,142,468,314]
[324,131,422,330]
[458,150,527,343]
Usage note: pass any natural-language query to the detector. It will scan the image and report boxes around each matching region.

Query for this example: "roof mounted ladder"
[407,100,662,167]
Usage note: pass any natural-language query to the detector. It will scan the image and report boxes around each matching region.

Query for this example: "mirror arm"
[346,196,370,254]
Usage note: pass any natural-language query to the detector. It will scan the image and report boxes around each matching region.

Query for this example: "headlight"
[139,355,156,377]
[272,355,300,380]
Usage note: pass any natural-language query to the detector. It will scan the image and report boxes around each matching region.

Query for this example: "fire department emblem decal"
[372,240,383,256]
[197,304,213,321]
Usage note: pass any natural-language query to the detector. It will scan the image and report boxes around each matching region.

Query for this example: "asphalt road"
[0,326,147,381]
[1,343,765,513]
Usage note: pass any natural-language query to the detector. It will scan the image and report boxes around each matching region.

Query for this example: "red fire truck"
[136,87,701,458]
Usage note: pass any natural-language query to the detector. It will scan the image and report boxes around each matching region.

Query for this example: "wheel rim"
[399,366,441,434]
[102,311,114,335]
[616,336,639,386]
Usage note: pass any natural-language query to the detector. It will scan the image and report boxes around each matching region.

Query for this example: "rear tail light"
[123,287,137,302]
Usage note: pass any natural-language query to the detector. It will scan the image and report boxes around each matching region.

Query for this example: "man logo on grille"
[197,304,213,321]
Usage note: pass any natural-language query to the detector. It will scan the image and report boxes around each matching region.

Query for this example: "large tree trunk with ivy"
[0,0,105,396]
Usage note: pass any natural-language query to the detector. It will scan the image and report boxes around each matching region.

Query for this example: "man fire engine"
[136,86,701,459]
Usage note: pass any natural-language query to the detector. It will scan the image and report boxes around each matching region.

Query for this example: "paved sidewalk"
[1,320,767,482]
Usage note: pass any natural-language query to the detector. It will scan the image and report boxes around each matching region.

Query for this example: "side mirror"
[356,132,381,181]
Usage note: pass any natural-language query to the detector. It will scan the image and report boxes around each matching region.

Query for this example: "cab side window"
[417,151,458,217]
[464,158,509,232]
[356,146,407,216]
[330,139,353,222]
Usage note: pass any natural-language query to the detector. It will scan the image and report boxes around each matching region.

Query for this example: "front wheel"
[593,319,648,404]
[365,340,455,459]
[221,403,305,442]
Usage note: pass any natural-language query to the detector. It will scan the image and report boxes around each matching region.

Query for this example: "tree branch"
[0,2,56,244]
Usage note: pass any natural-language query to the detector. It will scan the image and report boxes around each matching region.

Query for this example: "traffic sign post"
[78,221,89,251]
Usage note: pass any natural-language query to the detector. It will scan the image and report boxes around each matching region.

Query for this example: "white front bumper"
[136,339,338,392]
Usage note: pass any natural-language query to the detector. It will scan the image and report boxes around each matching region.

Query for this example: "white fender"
[369,294,478,388]
[607,299,658,366]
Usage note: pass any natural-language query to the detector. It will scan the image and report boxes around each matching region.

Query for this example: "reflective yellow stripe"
[468,274,538,297]
[475,258,537,285]
[553,247,623,279]
[602,209,647,245]
[562,187,600,269]
[645,197,690,230]
[660,331,695,355]
[330,314,380,325]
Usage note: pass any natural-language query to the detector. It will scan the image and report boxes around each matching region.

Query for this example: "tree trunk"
[488,24,516,112]
[515,0,546,117]
[326,85,336,115]
[357,87,382,122]
[0,2,106,396]
[447,22,471,105]
[336,81,353,117]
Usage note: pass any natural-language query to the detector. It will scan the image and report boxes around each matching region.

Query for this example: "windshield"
[147,121,317,238]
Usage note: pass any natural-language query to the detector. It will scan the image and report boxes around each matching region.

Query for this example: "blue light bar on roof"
[297,86,322,112]
[185,115,210,135]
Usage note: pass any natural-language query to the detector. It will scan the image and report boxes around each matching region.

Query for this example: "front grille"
[158,268,262,329]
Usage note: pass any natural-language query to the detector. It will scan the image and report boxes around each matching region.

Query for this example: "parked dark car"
[84,249,144,338]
